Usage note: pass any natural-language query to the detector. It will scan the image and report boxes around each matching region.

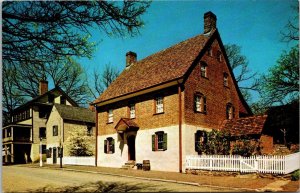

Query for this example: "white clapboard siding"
[186,152,300,174]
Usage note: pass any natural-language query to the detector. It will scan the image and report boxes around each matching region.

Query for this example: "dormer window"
[223,73,229,87]
[200,62,207,78]
[226,103,234,120]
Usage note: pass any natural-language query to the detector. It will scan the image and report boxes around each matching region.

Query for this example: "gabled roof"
[14,86,78,111]
[93,29,252,115]
[54,104,95,124]
[220,115,268,136]
[93,32,212,104]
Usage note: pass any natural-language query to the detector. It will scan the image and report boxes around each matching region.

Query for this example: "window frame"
[108,109,113,123]
[53,125,58,136]
[104,137,115,154]
[194,93,207,114]
[200,62,208,78]
[223,72,229,87]
[195,130,208,154]
[207,47,213,56]
[129,103,136,119]
[155,96,164,114]
[226,103,235,120]
[39,127,46,139]
[152,131,167,151]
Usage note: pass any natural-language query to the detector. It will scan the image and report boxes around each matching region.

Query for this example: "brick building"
[92,11,252,172]
[2,81,95,164]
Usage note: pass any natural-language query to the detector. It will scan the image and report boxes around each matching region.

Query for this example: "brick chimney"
[39,80,48,95]
[204,11,217,34]
[126,51,137,68]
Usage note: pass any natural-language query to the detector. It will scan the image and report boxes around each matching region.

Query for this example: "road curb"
[17,165,258,192]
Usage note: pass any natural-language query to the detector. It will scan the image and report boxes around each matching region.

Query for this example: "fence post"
[239,156,242,173]
[254,155,258,173]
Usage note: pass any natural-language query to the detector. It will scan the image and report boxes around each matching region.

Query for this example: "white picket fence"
[186,152,300,174]
[47,156,95,166]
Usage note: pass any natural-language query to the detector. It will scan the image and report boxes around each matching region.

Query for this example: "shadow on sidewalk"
[26,181,172,192]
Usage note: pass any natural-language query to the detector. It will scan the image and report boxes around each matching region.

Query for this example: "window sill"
[153,112,164,116]
[195,111,207,115]
[224,85,230,89]
[107,122,114,124]
[201,76,209,80]
[129,117,136,120]
[153,149,166,151]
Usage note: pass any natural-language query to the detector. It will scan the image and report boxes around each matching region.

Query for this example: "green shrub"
[291,170,300,181]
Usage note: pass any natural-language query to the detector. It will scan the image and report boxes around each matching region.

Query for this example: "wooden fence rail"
[186,152,300,174]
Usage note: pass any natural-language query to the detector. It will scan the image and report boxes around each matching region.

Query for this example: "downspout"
[95,106,98,167]
[178,83,182,173]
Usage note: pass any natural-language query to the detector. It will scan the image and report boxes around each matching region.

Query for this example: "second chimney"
[39,80,48,95]
[204,11,217,34]
[126,51,137,68]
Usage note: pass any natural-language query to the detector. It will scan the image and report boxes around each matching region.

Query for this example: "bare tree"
[224,44,259,102]
[88,64,119,99]
[281,4,299,43]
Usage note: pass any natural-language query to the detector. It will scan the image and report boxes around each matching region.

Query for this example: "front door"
[53,147,57,164]
[127,135,136,161]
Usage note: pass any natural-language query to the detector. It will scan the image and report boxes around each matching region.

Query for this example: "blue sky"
[79,0,298,103]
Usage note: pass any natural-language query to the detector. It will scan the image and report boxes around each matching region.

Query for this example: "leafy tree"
[259,45,299,106]
[197,129,231,155]
[224,44,259,102]
[65,127,95,156]
[232,136,262,157]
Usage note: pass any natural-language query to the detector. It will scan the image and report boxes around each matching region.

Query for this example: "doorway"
[127,135,136,161]
[53,147,57,164]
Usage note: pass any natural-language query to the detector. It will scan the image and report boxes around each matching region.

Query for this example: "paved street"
[3,165,240,192]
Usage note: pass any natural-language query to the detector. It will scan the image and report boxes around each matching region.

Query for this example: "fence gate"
[240,157,257,173]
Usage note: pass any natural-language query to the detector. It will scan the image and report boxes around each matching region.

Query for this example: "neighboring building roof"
[54,104,95,124]
[93,32,212,104]
[220,115,268,136]
[14,86,78,111]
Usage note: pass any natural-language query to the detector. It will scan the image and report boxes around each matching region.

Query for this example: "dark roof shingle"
[54,104,95,123]
[220,115,268,136]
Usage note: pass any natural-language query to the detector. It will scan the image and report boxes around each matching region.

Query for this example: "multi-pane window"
[87,126,93,136]
[53,125,58,136]
[129,104,135,119]
[39,127,46,139]
[195,93,207,113]
[223,73,229,86]
[200,62,207,78]
[108,109,113,123]
[155,96,164,114]
[195,130,208,154]
[226,103,234,120]
[152,131,167,151]
[7,128,11,137]
[104,137,115,154]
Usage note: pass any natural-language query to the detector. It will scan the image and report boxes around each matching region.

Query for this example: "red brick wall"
[260,134,274,154]
[184,39,242,128]
[97,86,179,135]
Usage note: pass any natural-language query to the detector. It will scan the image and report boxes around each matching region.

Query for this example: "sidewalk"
[18,163,299,192]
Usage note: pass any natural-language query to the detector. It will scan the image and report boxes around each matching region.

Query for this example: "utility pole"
[39,138,43,167]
